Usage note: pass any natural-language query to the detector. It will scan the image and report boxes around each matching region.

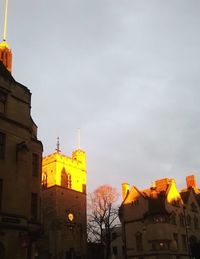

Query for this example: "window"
[173,233,178,249]
[0,133,5,160]
[32,153,39,177]
[112,246,118,256]
[61,168,71,189]
[181,234,187,250]
[179,213,185,227]
[0,91,7,114]
[187,215,191,227]
[0,179,3,211]
[135,232,143,251]
[191,202,198,212]
[112,232,117,240]
[171,213,176,225]
[150,240,169,251]
[31,193,38,221]
[194,216,199,229]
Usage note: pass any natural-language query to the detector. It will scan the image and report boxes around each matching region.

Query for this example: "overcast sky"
[2,0,200,194]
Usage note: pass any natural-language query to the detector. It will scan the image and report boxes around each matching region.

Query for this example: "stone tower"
[40,140,87,259]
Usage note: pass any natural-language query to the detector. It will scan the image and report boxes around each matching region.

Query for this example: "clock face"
[68,212,74,222]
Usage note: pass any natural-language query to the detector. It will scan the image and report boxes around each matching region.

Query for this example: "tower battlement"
[42,147,87,193]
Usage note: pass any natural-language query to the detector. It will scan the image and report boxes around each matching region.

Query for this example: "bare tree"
[87,185,119,259]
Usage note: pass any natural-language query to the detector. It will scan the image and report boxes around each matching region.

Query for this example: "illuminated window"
[150,240,169,251]
[66,174,72,189]
[32,153,39,177]
[0,133,5,160]
[0,179,3,211]
[31,193,38,221]
[135,232,143,251]
[0,91,7,114]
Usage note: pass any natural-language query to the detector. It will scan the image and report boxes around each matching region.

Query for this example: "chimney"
[121,183,130,200]
[186,175,197,189]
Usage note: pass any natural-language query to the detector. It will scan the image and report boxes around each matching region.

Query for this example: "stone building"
[119,175,200,259]
[40,142,87,259]
[0,39,43,259]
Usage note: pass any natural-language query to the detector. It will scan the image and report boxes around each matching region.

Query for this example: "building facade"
[40,144,87,259]
[0,40,43,259]
[119,175,200,259]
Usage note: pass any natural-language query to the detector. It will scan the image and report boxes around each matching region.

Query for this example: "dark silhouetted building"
[0,37,43,259]
[119,175,200,259]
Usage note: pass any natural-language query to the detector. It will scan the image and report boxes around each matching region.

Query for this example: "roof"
[0,61,15,82]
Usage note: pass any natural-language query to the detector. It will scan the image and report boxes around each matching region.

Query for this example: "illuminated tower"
[0,0,12,73]
[42,136,86,192]
[41,135,87,259]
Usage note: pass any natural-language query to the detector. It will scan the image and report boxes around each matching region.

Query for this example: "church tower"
[41,136,87,259]
[0,0,12,73]
[42,136,86,193]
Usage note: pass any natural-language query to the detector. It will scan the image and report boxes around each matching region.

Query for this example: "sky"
[1,0,200,194]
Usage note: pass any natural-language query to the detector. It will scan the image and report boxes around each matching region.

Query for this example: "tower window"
[31,193,38,221]
[32,153,39,177]
[0,132,5,160]
[61,168,72,189]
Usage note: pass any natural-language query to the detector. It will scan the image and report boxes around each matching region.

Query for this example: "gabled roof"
[0,61,15,82]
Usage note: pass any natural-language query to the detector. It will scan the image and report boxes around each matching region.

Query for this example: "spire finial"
[78,128,81,149]
[3,0,8,42]
[56,137,61,153]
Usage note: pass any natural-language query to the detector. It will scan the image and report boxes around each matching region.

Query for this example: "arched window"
[61,168,72,189]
